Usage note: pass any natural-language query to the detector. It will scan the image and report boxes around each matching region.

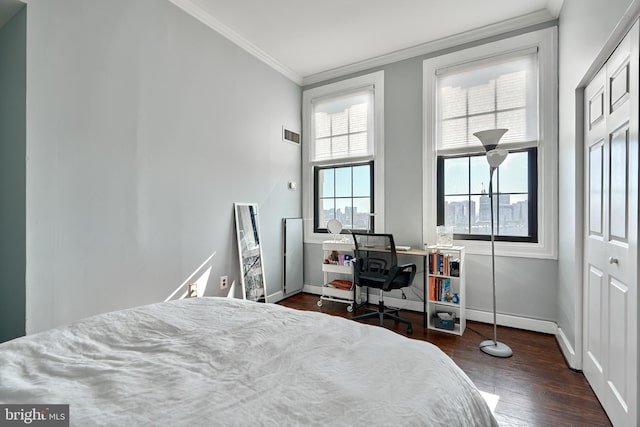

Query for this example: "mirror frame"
[233,203,267,302]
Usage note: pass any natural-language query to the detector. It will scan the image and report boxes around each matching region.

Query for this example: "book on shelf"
[429,277,455,303]
[441,278,451,302]
[449,259,460,277]
[428,250,460,277]
[429,276,435,302]
[429,251,450,275]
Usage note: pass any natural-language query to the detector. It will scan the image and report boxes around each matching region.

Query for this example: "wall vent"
[282,127,300,145]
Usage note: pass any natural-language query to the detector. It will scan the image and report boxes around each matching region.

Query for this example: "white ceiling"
[173,0,563,84]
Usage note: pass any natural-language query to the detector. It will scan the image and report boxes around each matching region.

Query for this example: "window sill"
[304,233,354,245]
[454,239,557,260]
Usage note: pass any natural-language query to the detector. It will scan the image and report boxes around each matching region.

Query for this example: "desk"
[396,248,430,328]
[354,246,430,328]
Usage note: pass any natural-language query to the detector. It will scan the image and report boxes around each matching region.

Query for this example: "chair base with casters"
[350,232,417,334]
[352,288,413,333]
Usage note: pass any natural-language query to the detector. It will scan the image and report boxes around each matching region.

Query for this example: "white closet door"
[583,19,638,427]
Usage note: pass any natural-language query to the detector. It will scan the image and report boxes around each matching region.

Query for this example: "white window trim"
[423,27,558,259]
[302,71,385,243]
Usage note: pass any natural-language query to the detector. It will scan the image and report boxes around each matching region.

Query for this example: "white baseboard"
[267,290,285,304]
[556,327,580,370]
[303,284,322,295]
[303,284,556,335]
[465,309,557,335]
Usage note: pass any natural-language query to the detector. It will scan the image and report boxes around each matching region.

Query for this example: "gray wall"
[301,0,637,355]
[303,24,558,323]
[557,0,635,359]
[0,6,25,342]
[25,0,301,333]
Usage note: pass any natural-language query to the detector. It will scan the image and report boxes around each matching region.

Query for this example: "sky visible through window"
[443,152,530,236]
[318,164,372,231]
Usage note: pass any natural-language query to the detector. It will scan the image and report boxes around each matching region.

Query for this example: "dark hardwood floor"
[278,293,612,427]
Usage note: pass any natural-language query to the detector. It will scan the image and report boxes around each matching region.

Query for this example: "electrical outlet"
[188,283,198,298]
[220,275,228,290]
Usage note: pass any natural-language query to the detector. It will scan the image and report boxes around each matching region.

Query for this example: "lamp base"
[480,340,513,358]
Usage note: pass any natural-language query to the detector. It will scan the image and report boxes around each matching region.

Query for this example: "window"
[436,50,538,242]
[302,71,384,241]
[315,162,373,232]
[437,148,537,242]
[311,88,374,232]
[423,28,557,258]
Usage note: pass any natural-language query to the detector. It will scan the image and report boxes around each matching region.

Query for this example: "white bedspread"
[0,297,497,426]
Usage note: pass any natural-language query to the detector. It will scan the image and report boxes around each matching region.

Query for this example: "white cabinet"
[317,240,359,312]
[426,246,465,335]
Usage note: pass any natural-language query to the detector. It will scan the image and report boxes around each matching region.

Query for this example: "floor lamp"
[473,129,513,358]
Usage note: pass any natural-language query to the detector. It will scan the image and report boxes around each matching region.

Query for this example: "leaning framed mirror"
[234,203,267,302]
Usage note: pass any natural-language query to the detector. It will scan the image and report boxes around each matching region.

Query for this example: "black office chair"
[350,232,416,334]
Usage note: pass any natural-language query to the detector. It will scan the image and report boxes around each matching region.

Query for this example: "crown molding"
[546,0,565,18]
[302,9,557,86]
[168,0,303,85]
[168,1,557,88]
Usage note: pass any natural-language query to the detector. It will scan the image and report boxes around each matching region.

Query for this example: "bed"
[0,297,497,426]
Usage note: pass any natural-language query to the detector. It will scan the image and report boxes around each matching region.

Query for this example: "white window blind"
[437,50,538,154]
[311,87,374,162]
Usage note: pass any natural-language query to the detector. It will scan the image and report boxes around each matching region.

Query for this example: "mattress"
[0,297,497,426]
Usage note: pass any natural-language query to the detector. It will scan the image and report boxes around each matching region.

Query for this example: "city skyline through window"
[438,149,536,240]
[315,162,373,232]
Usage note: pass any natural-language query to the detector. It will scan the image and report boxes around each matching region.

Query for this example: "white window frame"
[302,71,385,243]
[423,27,558,259]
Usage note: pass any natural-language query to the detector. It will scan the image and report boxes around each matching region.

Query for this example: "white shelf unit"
[426,245,465,335]
[317,240,359,312]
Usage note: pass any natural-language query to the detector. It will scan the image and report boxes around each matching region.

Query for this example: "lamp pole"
[489,167,498,346]
[474,129,512,358]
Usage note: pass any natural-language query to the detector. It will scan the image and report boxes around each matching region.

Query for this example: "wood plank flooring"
[278,292,612,427]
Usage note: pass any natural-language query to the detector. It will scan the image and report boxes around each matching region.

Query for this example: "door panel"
[610,62,630,111]
[609,128,628,242]
[586,265,604,374]
[590,89,605,127]
[590,142,604,236]
[608,276,629,413]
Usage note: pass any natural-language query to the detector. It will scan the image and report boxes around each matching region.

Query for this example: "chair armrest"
[382,263,417,291]
[397,263,416,271]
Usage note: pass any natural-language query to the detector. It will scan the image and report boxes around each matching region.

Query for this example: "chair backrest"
[351,232,416,291]
[351,232,398,271]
